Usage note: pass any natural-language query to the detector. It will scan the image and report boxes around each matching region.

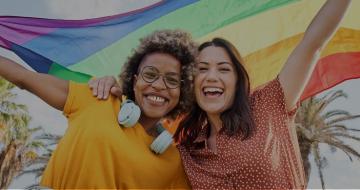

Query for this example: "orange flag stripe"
[243,27,360,101]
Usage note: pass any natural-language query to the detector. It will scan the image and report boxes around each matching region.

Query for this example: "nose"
[151,76,167,90]
[205,68,219,82]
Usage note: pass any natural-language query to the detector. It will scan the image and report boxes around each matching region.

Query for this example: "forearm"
[0,55,28,88]
[0,55,69,110]
[279,0,351,110]
[303,0,351,50]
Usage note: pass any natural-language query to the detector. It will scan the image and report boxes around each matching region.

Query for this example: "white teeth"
[203,87,223,93]
[147,95,165,103]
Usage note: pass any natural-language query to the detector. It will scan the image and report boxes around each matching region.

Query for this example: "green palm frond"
[323,139,360,161]
[296,89,360,189]
[0,78,54,189]
[15,132,62,188]
[17,165,46,179]
[326,115,360,126]
[321,90,347,107]
[330,133,360,142]
[322,124,348,131]
[322,110,351,121]
[346,128,360,132]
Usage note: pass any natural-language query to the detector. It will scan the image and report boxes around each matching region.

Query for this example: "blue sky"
[0,0,359,188]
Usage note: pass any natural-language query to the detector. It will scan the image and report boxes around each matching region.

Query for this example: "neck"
[206,113,222,136]
[139,116,160,135]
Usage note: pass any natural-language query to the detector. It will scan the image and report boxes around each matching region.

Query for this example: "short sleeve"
[251,76,298,118]
[63,81,96,117]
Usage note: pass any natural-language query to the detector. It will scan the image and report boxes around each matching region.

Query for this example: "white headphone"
[118,98,141,128]
[118,96,173,154]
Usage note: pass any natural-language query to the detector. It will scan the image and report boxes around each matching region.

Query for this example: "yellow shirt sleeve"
[63,81,95,117]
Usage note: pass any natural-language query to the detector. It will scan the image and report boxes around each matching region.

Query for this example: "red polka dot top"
[177,77,306,189]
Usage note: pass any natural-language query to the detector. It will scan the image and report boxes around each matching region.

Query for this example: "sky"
[0,0,359,189]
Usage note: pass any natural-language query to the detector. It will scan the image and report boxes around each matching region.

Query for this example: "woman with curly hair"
[0,29,197,189]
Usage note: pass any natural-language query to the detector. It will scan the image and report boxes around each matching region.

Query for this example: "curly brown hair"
[119,29,198,118]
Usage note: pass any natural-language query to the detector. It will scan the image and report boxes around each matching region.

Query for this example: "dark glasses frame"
[139,66,182,89]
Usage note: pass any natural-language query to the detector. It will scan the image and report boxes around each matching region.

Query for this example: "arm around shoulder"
[0,55,68,111]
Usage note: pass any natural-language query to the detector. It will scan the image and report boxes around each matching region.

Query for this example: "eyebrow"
[199,61,231,65]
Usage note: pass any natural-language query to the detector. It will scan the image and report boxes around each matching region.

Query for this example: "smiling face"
[133,52,181,119]
[194,46,238,115]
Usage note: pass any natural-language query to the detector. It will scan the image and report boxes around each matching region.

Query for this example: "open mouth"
[202,87,224,97]
[144,94,169,105]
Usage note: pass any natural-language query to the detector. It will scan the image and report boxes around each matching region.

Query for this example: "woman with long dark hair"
[173,1,351,188]
[174,37,302,189]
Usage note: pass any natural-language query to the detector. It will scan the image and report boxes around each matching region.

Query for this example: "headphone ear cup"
[118,100,141,128]
[150,130,173,154]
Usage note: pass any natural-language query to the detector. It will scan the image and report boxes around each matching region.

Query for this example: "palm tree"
[0,78,45,189]
[296,90,360,189]
[17,133,62,190]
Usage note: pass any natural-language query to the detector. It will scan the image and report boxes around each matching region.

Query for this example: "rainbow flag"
[0,0,359,101]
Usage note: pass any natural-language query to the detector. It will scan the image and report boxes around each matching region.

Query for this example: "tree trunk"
[0,140,21,189]
[297,134,312,184]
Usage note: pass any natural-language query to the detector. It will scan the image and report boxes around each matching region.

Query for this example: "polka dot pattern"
[178,77,306,189]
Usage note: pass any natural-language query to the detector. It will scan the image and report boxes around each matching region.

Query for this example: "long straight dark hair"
[174,38,255,146]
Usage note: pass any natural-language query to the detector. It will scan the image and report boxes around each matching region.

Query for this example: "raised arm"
[0,55,68,110]
[279,0,351,110]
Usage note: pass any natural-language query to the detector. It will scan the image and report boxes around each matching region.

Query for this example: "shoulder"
[63,81,104,116]
[250,76,297,117]
[250,77,282,103]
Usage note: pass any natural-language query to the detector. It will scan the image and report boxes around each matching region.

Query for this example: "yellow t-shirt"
[40,81,190,189]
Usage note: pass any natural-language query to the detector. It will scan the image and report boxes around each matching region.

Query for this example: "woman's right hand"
[88,76,122,100]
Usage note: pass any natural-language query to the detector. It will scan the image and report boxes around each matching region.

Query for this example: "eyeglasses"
[140,66,182,89]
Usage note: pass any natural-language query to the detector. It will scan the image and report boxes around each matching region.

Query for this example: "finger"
[88,79,94,90]
[110,86,123,98]
[103,79,113,99]
[97,79,106,99]
[88,78,95,87]
[91,80,99,96]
